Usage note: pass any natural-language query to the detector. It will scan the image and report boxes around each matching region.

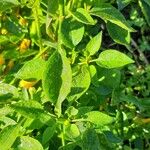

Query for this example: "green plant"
[0,0,150,150]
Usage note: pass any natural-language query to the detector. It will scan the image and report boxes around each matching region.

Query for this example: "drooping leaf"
[82,128,100,150]
[13,136,43,150]
[61,19,84,48]
[0,0,20,12]
[96,49,134,68]
[84,111,114,127]
[0,124,20,150]
[70,8,96,25]
[107,21,130,46]
[43,50,72,116]
[16,58,46,80]
[139,0,150,26]
[86,31,102,56]
[67,66,91,102]
[10,100,55,125]
[90,4,135,32]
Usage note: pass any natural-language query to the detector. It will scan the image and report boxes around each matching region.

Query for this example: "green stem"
[33,0,43,52]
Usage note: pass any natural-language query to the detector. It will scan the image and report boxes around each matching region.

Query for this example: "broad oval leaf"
[0,124,20,150]
[16,58,46,80]
[106,21,130,46]
[14,136,43,150]
[43,50,72,116]
[70,8,96,25]
[86,31,102,56]
[84,111,114,127]
[90,4,135,32]
[67,66,91,102]
[96,49,134,68]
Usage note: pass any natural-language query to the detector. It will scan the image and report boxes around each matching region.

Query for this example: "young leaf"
[61,19,84,48]
[14,136,43,150]
[96,49,134,68]
[0,124,20,150]
[10,100,55,125]
[84,111,114,127]
[43,50,72,116]
[70,8,96,25]
[16,58,46,80]
[90,4,135,32]
[67,66,91,102]
[82,128,100,150]
[107,21,130,46]
[86,31,102,56]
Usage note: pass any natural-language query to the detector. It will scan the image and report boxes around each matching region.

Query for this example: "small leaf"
[47,0,58,15]
[67,66,91,102]
[14,136,43,150]
[117,0,132,10]
[90,4,135,32]
[65,123,80,140]
[10,100,55,125]
[84,111,114,127]
[86,31,102,56]
[70,8,95,25]
[96,49,134,68]
[107,21,130,46]
[16,58,46,80]
[0,124,20,150]
[43,50,72,116]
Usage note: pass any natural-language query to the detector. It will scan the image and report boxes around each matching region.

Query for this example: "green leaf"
[0,124,20,150]
[86,31,102,56]
[14,136,43,150]
[0,82,19,98]
[82,128,100,150]
[43,50,72,116]
[117,0,132,10]
[47,0,58,15]
[42,123,56,145]
[84,111,114,127]
[97,67,121,89]
[16,58,46,80]
[65,123,80,140]
[70,8,96,25]
[107,21,130,46]
[10,100,55,125]
[61,19,84,48]
[139,0,150,26]
[96,49,134,68]
[90,4,135,32]
[0,0,19,12]
[67,66,91,102]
